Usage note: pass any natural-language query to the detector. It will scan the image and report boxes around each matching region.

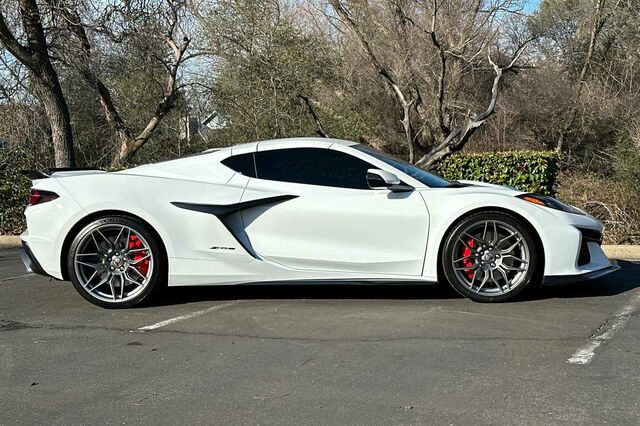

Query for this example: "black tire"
[441,211,539,302]
[67,216,165,308]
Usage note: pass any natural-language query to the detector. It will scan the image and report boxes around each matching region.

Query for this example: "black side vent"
[578,241,590,266]
[577,228,602,266]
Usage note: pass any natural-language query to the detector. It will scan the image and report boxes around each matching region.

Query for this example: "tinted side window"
[221,153,256,177]
[254,148,372,189]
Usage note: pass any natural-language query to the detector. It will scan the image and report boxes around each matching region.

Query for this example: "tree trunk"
[0,0,76,167]
[112,115,164,168]
[20,0,75,167]
[32,72,75,168]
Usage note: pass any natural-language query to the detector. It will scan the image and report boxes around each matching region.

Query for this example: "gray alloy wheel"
[442,211,539,302]
[67,216,163,308]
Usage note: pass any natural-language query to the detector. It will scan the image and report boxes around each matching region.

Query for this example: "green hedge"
[438,150,559,196]
[0,148,35,235]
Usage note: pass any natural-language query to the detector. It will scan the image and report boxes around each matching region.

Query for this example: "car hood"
[426,180,525,197]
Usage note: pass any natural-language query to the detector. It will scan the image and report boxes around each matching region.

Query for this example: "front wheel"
[67,216,164,308]
[441,211,539,302]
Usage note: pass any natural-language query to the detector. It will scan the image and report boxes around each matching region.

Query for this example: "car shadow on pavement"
[151,260,640,307]
[530,260,640,301]
[155,282,461,306]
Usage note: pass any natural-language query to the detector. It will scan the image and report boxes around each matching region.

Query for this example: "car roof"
[257,137,358,147]
[212,137,358,156]
[121,138,360,181]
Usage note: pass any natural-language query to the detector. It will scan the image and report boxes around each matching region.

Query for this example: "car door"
[238,145,429,277]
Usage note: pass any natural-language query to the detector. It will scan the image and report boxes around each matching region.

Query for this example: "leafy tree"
[195,0,339,146]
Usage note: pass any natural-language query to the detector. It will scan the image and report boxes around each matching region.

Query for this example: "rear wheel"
[67,216,164,308]
[441,211,539,302]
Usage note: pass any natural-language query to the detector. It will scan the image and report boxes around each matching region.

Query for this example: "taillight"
[28,189,59,206]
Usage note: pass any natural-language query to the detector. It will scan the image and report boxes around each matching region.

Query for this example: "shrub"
[438,150,560,195]
[558,172,640,245]
[611,134,640,195]
[0,148,36,235]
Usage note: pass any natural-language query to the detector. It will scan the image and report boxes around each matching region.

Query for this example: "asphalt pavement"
[1,248,639,425]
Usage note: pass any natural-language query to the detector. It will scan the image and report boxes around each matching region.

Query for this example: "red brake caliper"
[461,239,475,280]
[128,234,149,276]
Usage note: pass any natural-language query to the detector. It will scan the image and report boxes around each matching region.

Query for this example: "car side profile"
[20,138,619,308]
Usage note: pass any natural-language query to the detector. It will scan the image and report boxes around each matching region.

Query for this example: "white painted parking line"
[138,300,240,331]
[567,290,640,365]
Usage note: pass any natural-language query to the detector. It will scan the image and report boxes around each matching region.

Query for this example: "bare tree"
[330,0,419,162]
[0,0,75,167]
[556,0,620,151]
[45,0,191,167]
[416,41,533,168]
[329,0,534,168]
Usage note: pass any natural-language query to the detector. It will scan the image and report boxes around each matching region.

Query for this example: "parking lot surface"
[1,248,639,425]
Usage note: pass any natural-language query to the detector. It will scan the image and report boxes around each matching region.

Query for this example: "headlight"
[516,193,585,215]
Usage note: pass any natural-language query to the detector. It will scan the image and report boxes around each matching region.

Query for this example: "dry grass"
[557,172,640,244]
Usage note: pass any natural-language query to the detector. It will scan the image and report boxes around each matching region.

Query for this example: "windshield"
[354,145,452,188]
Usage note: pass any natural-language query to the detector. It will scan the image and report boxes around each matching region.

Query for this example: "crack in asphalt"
[588,311,640,340]
[0,319,581,343]
[0,273,36,283]
[0,319,35,331]
[567,290,640,365]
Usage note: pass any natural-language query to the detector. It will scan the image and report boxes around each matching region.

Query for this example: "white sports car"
[20,137,618,308]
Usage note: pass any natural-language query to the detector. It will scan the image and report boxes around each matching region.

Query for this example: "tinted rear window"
[221,153,256,177]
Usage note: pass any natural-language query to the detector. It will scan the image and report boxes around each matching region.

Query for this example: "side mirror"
[366,169,413,192]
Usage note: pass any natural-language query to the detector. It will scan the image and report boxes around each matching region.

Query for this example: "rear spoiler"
[21,167,104,180]
[21,170,49,180]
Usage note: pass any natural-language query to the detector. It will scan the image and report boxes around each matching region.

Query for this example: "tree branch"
[0,11,33,67]
[556,0,618,151]
[329,0,417,162]
[114,22,191,165]
[415,37,535,168]
[45,0,134,149]
[299,95,328,138]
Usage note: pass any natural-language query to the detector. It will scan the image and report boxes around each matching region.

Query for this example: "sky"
[523,0,542,13]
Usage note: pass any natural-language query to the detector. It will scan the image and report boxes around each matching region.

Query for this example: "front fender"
[420,191,591,280]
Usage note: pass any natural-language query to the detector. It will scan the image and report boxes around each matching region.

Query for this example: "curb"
[0,235,21,249]
[0,236,638,260]
[602,245,640,261]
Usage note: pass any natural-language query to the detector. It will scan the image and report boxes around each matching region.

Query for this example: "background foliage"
[0,148,36,235]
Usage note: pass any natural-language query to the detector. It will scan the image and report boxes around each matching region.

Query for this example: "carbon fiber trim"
[171,195,298,218]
